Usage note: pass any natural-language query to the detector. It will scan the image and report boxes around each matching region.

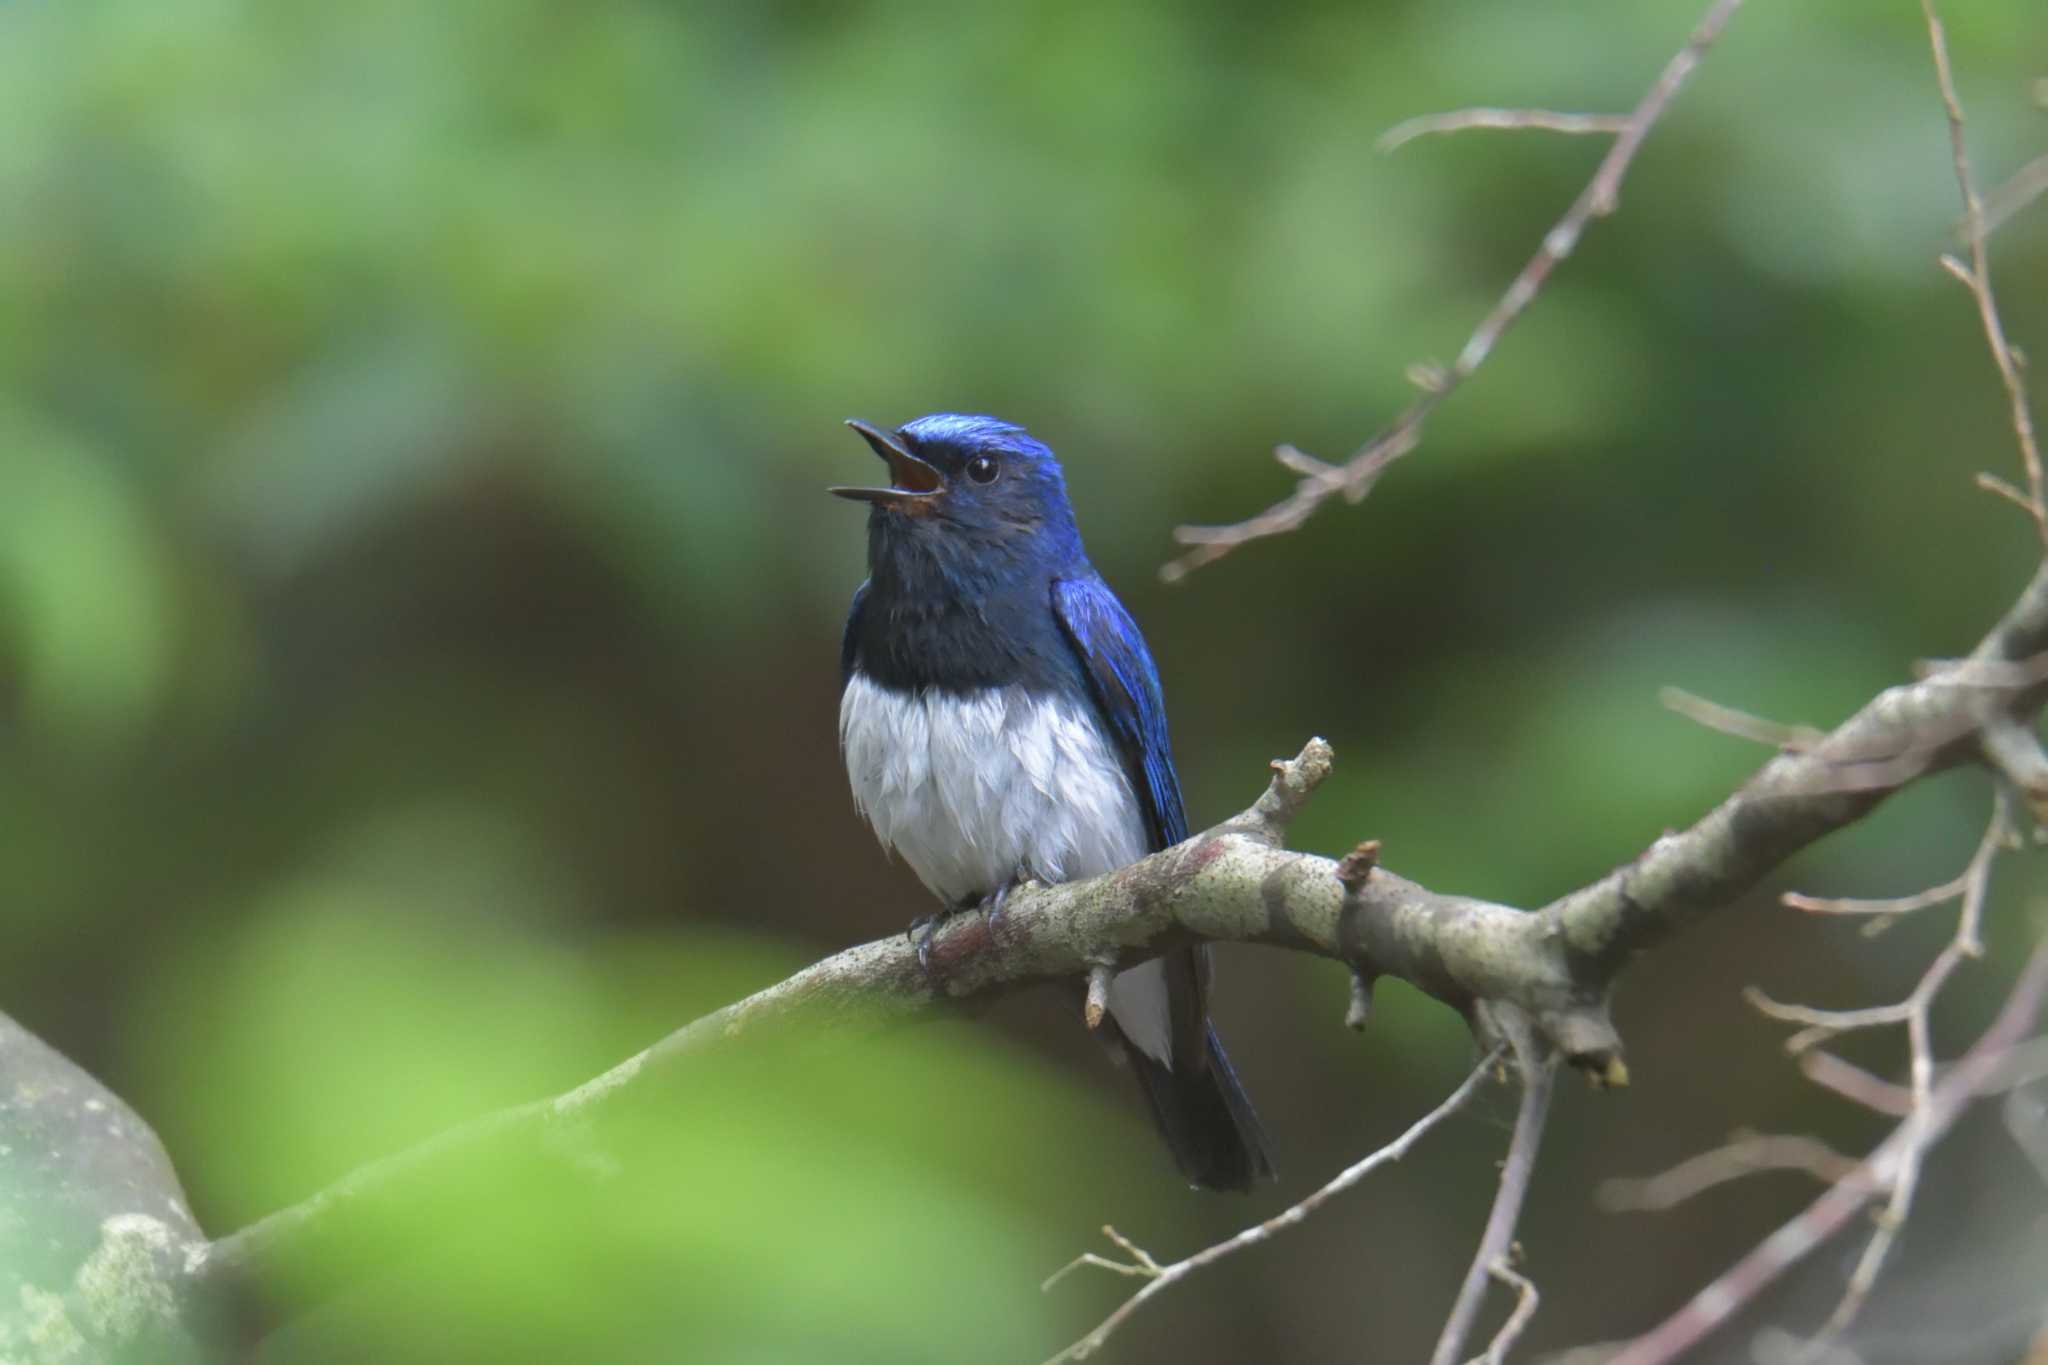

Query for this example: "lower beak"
[832,419,944,505]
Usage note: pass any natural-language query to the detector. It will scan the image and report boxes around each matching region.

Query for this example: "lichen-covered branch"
[1547,558,2048,976]
[172,549,2048,1337]
[0,1013,213,1365]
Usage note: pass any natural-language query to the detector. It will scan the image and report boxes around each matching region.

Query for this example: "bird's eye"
[966,455,1000,485]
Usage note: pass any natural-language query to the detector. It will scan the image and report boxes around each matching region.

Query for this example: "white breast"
[839,673,1173,1064]
[840,674,1150,905]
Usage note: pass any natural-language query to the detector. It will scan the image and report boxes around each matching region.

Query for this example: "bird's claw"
[904,912,946,971]
[978,880,1015,935]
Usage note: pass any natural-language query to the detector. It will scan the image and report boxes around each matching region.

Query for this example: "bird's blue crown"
[898,413,1055,465]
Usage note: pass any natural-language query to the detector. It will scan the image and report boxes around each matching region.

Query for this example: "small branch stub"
[1345,970,1375,1032]
[1335,840,1381,1030]
[1547,1006,1629,1088]
[1083,964,1114,1031]
[1336,839,1382,891]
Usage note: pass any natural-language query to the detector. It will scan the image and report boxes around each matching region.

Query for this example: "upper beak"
[831,419,944,504]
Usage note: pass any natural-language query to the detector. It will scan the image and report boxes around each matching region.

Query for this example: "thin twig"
[1430,1023,1557,1365]
[1781,872,1973,917]
[1605,934,2048,1365]
[1161,0,1745,581]
[1798,1052,1913,1117]
[1597,1133,1858,1212]
[1471,1258,1541,1365]
[1753,794,2007,1064]
[1982,471,2044,521]
[1378,107,1631,152]
[1661,686,1826,750]
[1800,1038,2048,1122]
[1923,0,2047,543]
[1040,1050,1502,1365]
[1977,152,2048,240]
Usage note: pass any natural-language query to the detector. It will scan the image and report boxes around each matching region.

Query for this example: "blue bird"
[832,413,1274,1191]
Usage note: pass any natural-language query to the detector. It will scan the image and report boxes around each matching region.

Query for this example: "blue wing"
[1051,574,1188,851]
[841,580,869,687]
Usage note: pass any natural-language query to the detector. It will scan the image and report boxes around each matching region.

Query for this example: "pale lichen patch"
[73,1214,178,1345]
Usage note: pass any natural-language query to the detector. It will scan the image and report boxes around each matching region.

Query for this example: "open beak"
[831,419,944,506]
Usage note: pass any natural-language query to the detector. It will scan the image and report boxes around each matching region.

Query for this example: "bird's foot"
[906,910,950,972]
[976,880,1017,935]
[909,879,1030,972]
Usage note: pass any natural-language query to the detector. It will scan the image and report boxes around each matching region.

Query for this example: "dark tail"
[1129,1025,1275,1192]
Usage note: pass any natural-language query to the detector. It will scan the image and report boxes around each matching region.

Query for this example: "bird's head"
[833,414,1081,581]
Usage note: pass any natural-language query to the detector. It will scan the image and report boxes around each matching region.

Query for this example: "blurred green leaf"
[0,414,174,751]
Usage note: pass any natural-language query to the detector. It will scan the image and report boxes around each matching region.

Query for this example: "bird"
[831,412,1274,1191]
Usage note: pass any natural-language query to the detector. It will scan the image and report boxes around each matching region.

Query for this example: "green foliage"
[3,0,2045,1358]
[143,907,1089,1362]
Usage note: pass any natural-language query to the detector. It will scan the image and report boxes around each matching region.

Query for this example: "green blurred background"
[4,0,2048,1361]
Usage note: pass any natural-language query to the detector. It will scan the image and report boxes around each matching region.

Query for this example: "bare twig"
[1597,1133,1858,1212]
[1039,1050,1502,1365]
[1922,0,2047,543]
[1377,107,1631,152]
[1798,1052,1913,1117]
[1603,931,2048,1365]
[1430,1021,1557,1365]
[1978,152,2048,240]
[1800,1037,2048,1122]
[1781,875,1975,918]
[1040,1226,1163,1292]
[1472,1257,1541,1365]
[1661,686,1826,750]
[1161,0,1745,581]
[1749,795,2007,1055]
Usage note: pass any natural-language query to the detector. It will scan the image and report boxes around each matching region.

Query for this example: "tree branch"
[1376,107,1631,153]
[1921,0,2048,544]
[1604,932,2048,1365]
[179,550,2048,1329]
[1039,1048,1503,1365]
[1429,1012,1555,1365]
[1161,0,1746,581]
